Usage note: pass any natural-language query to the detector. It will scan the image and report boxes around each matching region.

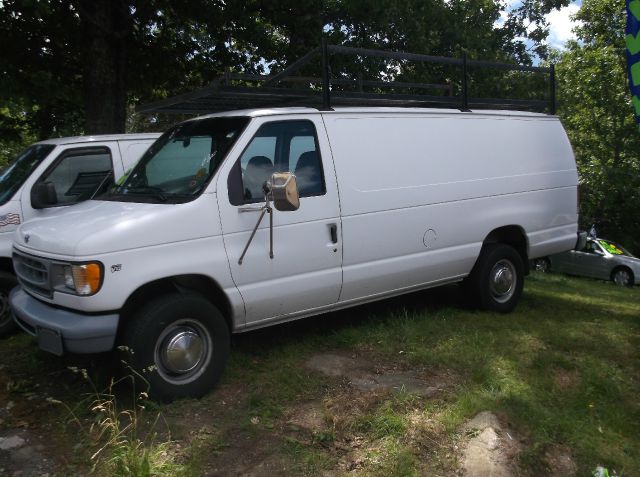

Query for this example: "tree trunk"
[78,0,129,134]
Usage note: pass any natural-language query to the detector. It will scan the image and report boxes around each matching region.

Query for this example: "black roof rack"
[136,41,556,115]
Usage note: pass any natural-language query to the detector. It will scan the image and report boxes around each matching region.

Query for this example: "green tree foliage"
[0,0,267,141]
[556,0,640,252]
[0,0,566,144]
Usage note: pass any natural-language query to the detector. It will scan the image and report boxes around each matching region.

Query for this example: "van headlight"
[52,262,103,296]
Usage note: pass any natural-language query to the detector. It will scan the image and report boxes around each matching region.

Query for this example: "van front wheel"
[120,294,230,402]
[468,244,524,313]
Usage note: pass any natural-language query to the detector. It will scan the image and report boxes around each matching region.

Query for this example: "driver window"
[232,120,325,204]
[38,147,112,206]
[239,137,276,201]
[585,242,601,254]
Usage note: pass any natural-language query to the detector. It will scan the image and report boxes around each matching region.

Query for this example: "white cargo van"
[9,108,578,400]
[0,134,159,335]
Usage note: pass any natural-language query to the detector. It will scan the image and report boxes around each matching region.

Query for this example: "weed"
[352,400,407,440]
[54,368,182,477]
[284,437,335,476]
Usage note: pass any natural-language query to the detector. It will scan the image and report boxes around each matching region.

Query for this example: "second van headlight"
[52,262,103,296]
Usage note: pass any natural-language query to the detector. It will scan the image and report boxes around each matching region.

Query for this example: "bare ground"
[0,348,577,476]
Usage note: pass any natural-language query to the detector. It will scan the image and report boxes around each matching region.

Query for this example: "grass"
[0,272,638,475]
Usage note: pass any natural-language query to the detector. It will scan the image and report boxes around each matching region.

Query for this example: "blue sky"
[546,1,583,49]
[497,0,583,50]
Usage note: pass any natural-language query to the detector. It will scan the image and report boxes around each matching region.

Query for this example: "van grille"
[13,250,53,298]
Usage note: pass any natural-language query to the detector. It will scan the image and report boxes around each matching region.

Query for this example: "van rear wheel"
[120,294,230,402]
[468,243,524,313]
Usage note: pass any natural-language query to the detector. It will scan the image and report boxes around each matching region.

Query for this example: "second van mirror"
[31,182,58,209]
[271,172,300,212]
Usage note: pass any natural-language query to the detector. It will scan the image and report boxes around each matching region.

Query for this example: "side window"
[120,142,154,171]
[37,147,113,206]
[239,137,276,201]
[229,120,325,205]
[585,241,602,255]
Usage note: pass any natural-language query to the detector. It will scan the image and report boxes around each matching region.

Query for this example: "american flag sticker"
[0,213,21,227]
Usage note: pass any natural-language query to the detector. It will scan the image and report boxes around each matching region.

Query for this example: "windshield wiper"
[123,186,168,202]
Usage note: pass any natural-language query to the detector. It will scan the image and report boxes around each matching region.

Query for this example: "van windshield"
[0,144,56,206]
[110,117,249,203]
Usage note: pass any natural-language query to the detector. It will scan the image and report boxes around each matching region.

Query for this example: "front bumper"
[9,287,119,355]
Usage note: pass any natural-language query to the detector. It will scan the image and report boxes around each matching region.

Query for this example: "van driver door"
[216,116,342,326]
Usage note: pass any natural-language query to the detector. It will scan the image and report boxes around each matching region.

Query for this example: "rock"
[0,436,25,450]
[460,412,520,477]
[463,411,502,432]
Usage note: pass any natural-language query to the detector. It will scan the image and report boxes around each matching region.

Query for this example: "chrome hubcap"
[161,328,204,373]
[614,271,630,286]
[155,320,211,383]
[490,259,516,303]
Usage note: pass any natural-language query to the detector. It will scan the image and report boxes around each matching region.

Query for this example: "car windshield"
[597,239,635,258]
[0,144,56,205]
[110,117,249,203]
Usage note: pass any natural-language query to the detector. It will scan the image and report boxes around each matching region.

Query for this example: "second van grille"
[13,250,53,298]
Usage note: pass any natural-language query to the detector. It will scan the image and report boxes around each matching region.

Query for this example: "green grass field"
[0,272,638,476]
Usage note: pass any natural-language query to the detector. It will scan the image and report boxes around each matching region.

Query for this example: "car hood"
[14,196,221,257]
[613,254,640,270]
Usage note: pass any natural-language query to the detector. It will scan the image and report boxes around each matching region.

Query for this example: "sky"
[546,1,583,49]
[498,0,583,51]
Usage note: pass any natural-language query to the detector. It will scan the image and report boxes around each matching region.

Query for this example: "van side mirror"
[270,172,300,212]
[31,182,58,209]
[237,172,300,265]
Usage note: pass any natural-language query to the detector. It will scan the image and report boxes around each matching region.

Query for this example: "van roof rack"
[136,41,556,116]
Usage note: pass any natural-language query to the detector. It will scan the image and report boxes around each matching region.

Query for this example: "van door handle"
[330,224,338,244]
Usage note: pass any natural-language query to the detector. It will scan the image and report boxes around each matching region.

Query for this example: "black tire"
[611,268,633,287]
[533,257,550,273]
[0,272,18,337]
[467,243,524,313]
[119,294,230,402]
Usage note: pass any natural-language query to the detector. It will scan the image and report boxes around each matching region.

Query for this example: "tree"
[0,0,261,138]
[0,0,570,147]
[556,0,640,252]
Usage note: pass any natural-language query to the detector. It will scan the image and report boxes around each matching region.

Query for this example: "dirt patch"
[552,369,581,392]
[305,352,453,397]
[201,432,290,477]
[0,429,57,477]
[544,445,577,476]
[283,400,326,434]
[460,411,523,477]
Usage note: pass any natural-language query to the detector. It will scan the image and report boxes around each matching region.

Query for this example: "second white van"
[0,133,159,335]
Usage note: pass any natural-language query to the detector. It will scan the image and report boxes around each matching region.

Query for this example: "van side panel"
[322,113,578,302]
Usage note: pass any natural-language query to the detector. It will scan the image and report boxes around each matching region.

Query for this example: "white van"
[9,108,578,400]
[0,134,159,335]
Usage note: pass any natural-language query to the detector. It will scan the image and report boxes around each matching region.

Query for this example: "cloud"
[546,2,583,49]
